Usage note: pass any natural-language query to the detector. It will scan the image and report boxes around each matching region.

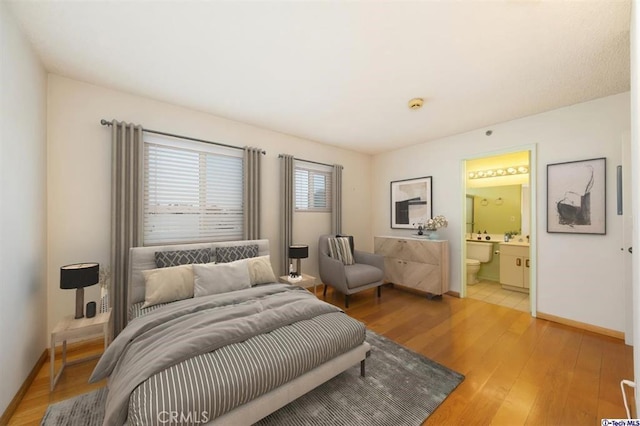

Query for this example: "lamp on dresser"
[60,262,99,319]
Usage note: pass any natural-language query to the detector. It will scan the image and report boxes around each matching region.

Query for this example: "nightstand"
[279,273,317,295]
[50,309,111,391]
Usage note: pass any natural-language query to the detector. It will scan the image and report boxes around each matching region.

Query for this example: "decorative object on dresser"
[374,236,449,298]
[318,235,385,308]
[415,214,448,240]
[288,244,309,277]
[60,263,100,319]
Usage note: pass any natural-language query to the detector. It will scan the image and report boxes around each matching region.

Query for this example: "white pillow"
[247,255,277,286]
[193,260,251,297]
[142,264,194,308]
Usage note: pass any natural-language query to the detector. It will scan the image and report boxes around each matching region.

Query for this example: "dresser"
[374,236,449,297]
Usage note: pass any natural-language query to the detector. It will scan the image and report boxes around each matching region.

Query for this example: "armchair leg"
[345,295,349,308]
[323,284,328,297]
[377,286,381,298]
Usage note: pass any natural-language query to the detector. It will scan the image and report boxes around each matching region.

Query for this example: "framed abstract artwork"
[547,157,606,234]
[390,176,432,229]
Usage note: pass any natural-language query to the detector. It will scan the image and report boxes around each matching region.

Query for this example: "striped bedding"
[129,300,170,320]
[126,311,365,425]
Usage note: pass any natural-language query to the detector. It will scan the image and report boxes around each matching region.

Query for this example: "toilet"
[466,241,493,285]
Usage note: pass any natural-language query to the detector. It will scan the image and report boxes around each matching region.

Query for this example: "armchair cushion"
[336,234,355,254]
[327,237,355,265]
[344,264,384,290]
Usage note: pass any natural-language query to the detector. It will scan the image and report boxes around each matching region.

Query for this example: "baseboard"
[446,290,460,298]
[0,349,48,425]
[537,312,625,340]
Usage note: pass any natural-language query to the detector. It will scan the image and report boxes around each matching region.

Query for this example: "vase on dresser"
[425,230,439,240]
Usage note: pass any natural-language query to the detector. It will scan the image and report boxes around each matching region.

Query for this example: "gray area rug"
[41,331,463,425]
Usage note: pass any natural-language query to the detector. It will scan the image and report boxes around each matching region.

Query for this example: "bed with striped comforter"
[92,284,366,425]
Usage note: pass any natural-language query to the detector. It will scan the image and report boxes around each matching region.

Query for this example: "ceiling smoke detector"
[408,98,424,110]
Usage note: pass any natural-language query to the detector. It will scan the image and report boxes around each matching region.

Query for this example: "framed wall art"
[390,176,432,229]
[547,157,606,234]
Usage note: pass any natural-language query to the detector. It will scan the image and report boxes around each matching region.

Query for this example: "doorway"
[461,147,537,316]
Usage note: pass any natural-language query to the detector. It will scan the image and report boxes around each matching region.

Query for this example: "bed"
[90,239,370,425]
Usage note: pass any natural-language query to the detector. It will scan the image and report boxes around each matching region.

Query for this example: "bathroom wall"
[467,185,522,235]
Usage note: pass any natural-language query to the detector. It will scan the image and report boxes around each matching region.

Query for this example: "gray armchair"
[318,235,385,308]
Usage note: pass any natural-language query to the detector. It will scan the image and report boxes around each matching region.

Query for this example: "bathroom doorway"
[462,148,536,316]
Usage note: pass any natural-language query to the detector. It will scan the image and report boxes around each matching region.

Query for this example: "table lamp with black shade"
[288,245,309,277]
[60,263,99,319]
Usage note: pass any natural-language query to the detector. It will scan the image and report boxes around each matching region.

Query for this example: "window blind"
[143,136,243,245]
[295,162,332,212]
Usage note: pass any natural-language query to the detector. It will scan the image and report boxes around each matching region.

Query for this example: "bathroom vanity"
[374,236,449,297]
[499,242,530,293]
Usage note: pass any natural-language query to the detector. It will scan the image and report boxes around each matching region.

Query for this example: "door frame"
[460,144,538,317]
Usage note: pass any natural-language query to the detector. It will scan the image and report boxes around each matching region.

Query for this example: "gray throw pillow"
[215,244,258,263]
[155,248,212,268]
[327,237,355,265]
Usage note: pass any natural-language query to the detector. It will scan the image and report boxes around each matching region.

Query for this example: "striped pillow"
[328,237,355,265]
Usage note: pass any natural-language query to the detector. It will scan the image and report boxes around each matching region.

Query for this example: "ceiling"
[7,0,631,155]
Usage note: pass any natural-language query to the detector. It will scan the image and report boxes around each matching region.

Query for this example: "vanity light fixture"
[468,165,529,180]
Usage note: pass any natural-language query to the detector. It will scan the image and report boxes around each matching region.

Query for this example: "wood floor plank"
[524,325,583,425]
[8,285,634,425]
[597,334,635,420]
[560,333,604,425]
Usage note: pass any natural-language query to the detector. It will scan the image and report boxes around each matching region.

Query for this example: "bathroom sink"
[500,240,529,246]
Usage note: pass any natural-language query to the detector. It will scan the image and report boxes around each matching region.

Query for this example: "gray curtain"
[331,164,344,234]
[110,120,144,337]
[280,154,294,275]
[243,147,262,240]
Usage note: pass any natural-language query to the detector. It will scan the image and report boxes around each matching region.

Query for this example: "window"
[143,135,243,245]
[295,162,332,212]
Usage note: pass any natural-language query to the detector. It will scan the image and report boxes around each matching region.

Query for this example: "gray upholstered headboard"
[128,239,270,308]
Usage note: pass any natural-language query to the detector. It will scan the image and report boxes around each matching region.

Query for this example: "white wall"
[46,75,372,336]
[0,3,48,415]
[373,93,630,333]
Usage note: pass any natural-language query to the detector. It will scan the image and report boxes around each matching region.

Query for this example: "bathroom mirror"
[467,185,524,234]
[465,195,475,235]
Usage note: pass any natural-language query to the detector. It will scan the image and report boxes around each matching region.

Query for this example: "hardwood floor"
[8,285,635,425]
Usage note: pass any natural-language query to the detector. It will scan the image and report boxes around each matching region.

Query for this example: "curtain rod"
[278,154,335,168]
[100,119,266,155]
